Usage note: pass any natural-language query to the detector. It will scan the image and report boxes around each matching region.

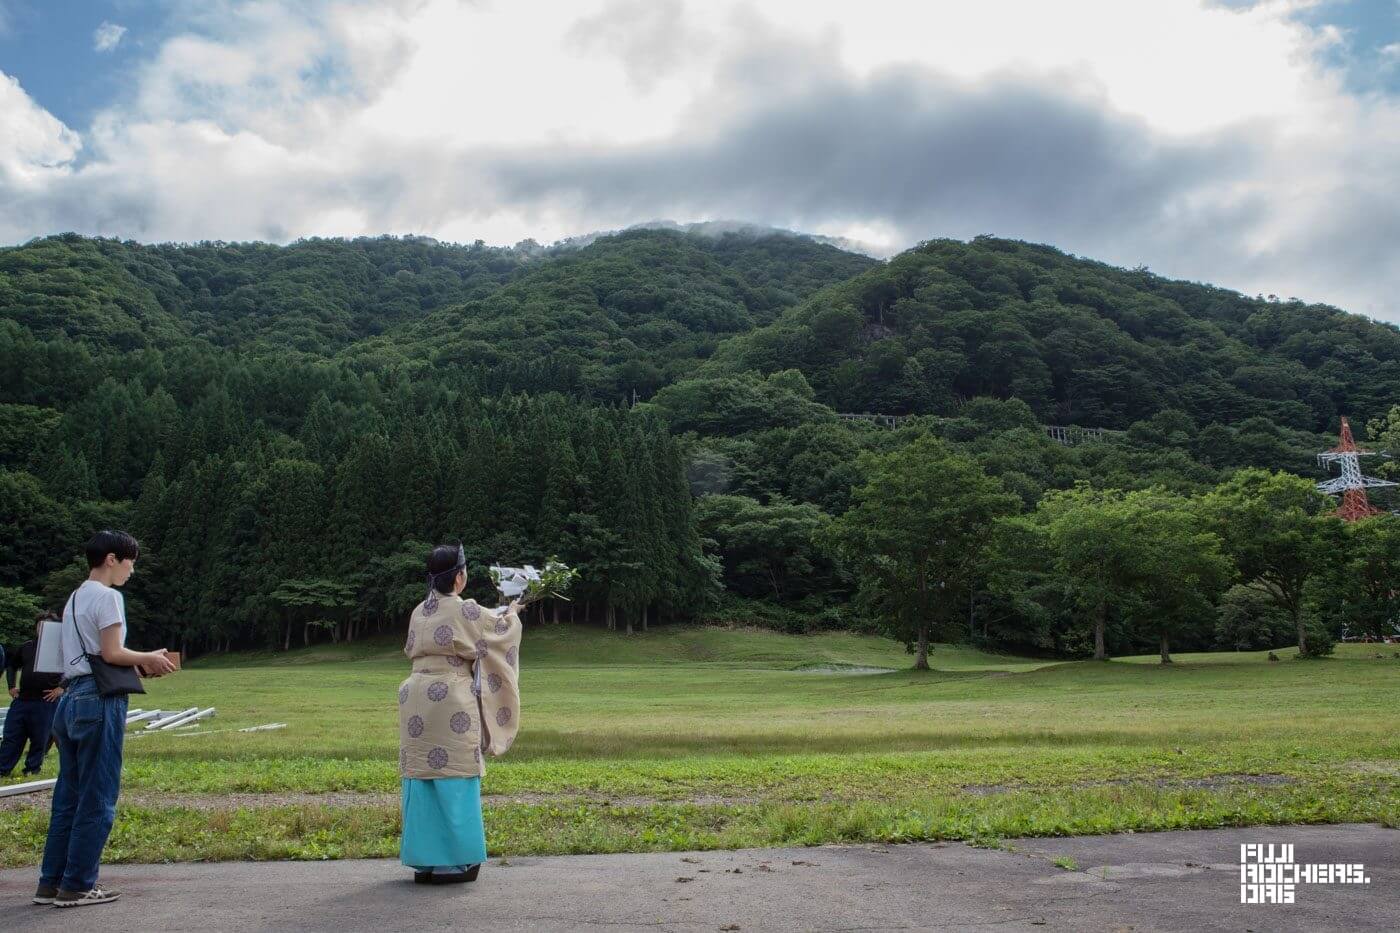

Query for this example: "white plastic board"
[33,620,64,673]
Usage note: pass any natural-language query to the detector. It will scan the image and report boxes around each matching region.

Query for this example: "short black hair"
[85,530,140,569]
[426,543,465,595]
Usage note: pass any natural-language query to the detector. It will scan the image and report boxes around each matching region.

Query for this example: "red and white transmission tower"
[1316,417,1395,521]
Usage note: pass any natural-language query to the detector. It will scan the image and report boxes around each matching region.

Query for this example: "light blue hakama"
[400,777,487,871]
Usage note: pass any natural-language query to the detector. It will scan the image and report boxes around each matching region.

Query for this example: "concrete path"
[0,823,1393,932]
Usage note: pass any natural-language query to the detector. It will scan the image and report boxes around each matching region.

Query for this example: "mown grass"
[1,626,1396,866]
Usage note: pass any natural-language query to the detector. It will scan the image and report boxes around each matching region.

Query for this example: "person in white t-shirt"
[35,531,176,910]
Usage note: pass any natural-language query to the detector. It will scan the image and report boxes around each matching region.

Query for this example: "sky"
[1,0,1399,320]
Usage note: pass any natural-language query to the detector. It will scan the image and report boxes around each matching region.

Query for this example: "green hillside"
[186,623,1049,672]
[700,236,1400,431]
[347,228,878,399]
[0,228,873,369]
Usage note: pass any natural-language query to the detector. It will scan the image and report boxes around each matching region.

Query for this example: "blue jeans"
[39,676,127,892]
[0,697,57,775]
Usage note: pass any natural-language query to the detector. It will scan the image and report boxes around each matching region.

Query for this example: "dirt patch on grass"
[791,664,897,675]
[0,790,397,813]
[1339,760,1400,776]
[0,789,770,813]
[0,773,1310,814]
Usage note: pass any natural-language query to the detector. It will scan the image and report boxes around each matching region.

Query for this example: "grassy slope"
[1,627,1396,865]
[187,624,1046,670]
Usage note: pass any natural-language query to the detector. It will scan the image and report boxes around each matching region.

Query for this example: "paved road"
[0,823,1392,931]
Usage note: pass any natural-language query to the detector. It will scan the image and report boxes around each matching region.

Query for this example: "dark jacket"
[5,640,63,700]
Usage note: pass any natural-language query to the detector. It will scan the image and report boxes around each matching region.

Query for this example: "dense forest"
[699,237,1400,430]
[4,228,1399,662]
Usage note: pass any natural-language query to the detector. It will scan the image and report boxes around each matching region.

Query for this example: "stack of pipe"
[145,707,199,729]
[147,707,215,730]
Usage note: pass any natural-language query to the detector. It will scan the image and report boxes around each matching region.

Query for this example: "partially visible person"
[36,531,176,909]
[1,611,64,778]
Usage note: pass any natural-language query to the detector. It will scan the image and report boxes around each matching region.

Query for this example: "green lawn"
[2,626,1396,866]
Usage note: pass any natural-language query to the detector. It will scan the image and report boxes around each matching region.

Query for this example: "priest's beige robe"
[398,593,522,779]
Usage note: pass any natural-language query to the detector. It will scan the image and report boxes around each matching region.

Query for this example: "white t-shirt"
[61,580,127,678]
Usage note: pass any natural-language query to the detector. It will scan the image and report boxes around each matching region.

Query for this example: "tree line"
[830,436,1400,665]
[2,383,714,653]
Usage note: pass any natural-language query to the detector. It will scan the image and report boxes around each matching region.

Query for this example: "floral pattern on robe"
[399,593,522,779]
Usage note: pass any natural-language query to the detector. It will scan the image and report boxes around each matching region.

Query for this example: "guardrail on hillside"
[836,413,1119,446]
[1042,425,1115,446]
[836,412,918,429]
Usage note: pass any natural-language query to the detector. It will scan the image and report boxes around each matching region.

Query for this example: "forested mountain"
[0,234,523,353]
[345,229,878,401]
[3,227,1399,660]
[0,228,870,651]
[0,229,873,362]
[7,229,1396,431]
[700,236,1400,431]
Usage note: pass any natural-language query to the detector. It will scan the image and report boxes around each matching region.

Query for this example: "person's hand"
[6,687,16,698]
[42,687,63,702]
[142,649,177,677]
[507,598,523,618]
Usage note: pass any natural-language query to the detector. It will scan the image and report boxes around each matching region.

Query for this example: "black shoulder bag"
[65,589,145,697]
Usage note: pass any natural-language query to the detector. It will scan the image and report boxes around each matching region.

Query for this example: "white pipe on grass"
[127,710,161,725]
[146,707,198,729]
[156,707,215,730]
[0,778,56,798]
[169,722,286,738]
[153,709,203,730]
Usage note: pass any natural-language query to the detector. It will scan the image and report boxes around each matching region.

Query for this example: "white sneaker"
[53,885,121,908]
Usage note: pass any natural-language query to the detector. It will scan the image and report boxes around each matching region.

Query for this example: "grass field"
[2,625,1397,867]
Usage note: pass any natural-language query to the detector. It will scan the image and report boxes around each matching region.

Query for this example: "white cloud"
[1,0,1398,320]
[0,72,81,187]
[93,21,127,53]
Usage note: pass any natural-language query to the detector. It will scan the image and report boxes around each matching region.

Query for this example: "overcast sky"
[2,0,1398,319]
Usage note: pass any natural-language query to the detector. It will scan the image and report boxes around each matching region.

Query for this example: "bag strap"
[65,588,100,668]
